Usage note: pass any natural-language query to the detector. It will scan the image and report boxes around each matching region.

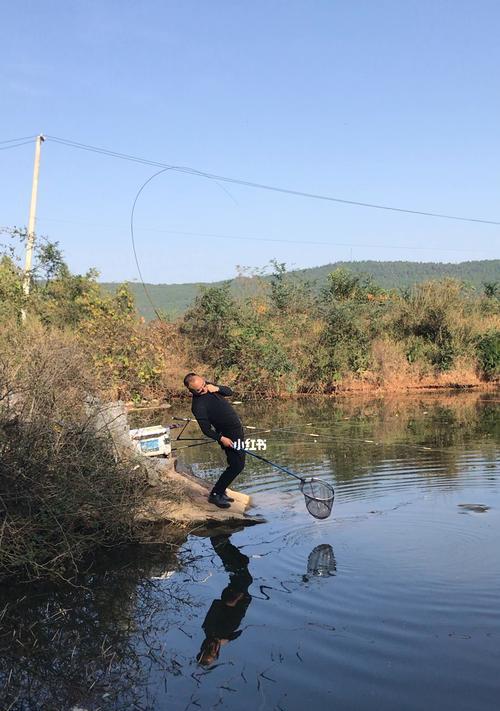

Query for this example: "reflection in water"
[303,544,337,582]
[1,395,498,711]
[173,393,499,502]
[196,535,253,667]
[0,546,191,711]
[195,537,337,669]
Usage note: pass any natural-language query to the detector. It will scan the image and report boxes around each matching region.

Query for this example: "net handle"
[242,449,305,482]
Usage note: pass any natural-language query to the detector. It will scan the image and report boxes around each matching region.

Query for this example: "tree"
[321,267,383,303]
[181,282,240,370]
[483,281,499,300]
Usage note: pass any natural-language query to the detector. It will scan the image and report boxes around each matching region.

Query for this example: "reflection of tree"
[0,545,193,711]
[196,535,253,667]
[181,393,498,497]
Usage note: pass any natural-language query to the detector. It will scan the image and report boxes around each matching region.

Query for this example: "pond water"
[1,393,499,710]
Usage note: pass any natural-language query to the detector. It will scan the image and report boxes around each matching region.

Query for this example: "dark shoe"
[222,492,234,503]
[208,492,230,509]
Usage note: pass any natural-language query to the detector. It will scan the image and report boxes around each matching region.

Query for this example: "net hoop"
[299,477,335,519]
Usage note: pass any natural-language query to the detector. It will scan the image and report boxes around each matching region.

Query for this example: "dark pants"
[211,429,246,495]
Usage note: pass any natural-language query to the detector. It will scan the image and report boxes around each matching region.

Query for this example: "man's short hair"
[196,638,220,666]
[183,372,198,388]
[221,586,240,604]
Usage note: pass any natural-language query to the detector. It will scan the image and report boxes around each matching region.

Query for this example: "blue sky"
[1,0,499,283]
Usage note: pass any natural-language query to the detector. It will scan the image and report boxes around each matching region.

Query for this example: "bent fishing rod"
[172,417,318,481]
[171,417,292,461]
[170,417,271,451]
[170,417,335,518]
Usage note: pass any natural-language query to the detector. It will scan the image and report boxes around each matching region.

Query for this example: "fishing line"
[130,166,175,321]
[172,418,463,458]
[239,423,446,454]
[171,440,217,452]
[171,417,210,441]
[129,166,239,320]
[171,416,441,456]
[170,417,272,450]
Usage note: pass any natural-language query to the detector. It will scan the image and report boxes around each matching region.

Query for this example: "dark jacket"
[191,384,243,443]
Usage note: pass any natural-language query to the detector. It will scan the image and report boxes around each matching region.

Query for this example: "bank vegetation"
[1,228,499,580]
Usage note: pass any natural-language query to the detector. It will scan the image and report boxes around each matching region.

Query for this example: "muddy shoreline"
[128,380,499,411]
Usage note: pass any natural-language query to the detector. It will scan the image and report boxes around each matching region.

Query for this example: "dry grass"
[0,321,147,582]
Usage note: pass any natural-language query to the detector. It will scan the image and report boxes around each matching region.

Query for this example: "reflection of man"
[196,535,253,667]
[183,373,245,509]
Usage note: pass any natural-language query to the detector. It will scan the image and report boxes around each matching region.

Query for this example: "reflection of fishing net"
[300,478,335,519]
[306,544,336,577]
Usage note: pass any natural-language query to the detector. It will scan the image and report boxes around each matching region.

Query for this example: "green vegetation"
[0,229,182,582]
[2,227,497,400]
[182,264,500,393]
[102,259,500,320]
[0,227,499,580]
[477,332,500,380]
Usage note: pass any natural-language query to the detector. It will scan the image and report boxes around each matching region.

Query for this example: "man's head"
[196,637,221,666]
[184,372,208,395]
[221,585,244,607]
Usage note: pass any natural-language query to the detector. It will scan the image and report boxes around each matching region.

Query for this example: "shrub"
[0,324,146,582]
[226,317,294,394]
[321,267,384,303]
[476,332,500,380]
[269,260,315,314]
[180,282,240,371]
[76,283,167,400]
[320,301,372,379]
[391,279,479,371]
[0,256,24,321]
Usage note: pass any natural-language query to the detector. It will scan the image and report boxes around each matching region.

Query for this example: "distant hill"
[101,260,500,320]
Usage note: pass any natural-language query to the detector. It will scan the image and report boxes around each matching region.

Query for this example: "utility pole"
[22,134,45,321]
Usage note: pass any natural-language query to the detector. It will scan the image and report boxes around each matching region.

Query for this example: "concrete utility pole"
[22,134,45,320]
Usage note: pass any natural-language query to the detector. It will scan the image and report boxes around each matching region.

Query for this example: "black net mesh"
[300,478,335,519]
[306,544,337,577]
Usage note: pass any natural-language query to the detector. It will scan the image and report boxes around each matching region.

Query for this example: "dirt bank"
[93,401,266,532]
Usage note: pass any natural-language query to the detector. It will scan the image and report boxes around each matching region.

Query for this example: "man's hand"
[220,436,234,448]
[205,383,219,393]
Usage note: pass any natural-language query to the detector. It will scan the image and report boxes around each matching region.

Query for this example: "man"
[196,534,253,666]
[183,372,245,509]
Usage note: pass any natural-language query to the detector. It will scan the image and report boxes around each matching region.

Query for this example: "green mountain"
[101,260,500,320]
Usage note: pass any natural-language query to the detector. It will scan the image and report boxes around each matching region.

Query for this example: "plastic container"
[128,425,171,458]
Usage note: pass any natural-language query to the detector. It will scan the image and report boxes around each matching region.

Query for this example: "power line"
[174,168,500,227]
[7,132,497,323]
[0,139,36,152]
[37,217,498,254]
[44,134,500,227]
[46,135,171,169]
[0,135,37,145]
[132,227,495,254]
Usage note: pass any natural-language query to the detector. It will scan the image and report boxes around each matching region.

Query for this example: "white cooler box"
[129,425,171,458]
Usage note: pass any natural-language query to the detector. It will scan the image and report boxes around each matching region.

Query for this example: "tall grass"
[0,322,147,582]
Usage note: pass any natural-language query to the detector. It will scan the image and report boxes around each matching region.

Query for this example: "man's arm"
[206,382,233,396]
[192,400,222,442]
[216,384,233,396]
